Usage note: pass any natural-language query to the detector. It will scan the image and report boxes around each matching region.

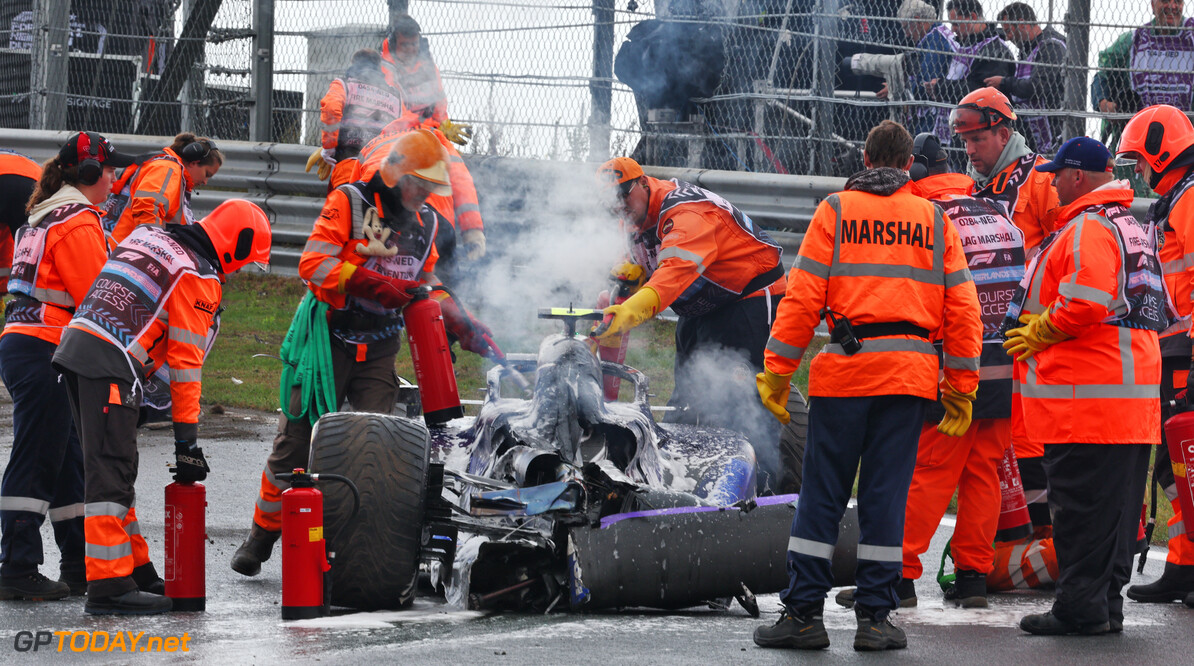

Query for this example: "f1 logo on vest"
[841,219,934,249]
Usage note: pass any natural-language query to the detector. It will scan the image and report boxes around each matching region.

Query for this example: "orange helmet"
[379,128,451,196]
[950,87,1017,135]
[199,199,272,274]
[1117,104,1194,174]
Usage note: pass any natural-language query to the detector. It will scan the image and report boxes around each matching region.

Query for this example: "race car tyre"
[778,384,808,494]
[308,412,431,610]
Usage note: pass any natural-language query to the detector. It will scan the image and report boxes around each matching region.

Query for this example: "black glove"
[174,439,210,483]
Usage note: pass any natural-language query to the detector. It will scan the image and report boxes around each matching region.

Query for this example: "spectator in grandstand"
[986,3,1066,153]
[924,0,1015,108]
[890,0,958,138]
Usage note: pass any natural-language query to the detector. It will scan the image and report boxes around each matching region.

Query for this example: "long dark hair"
[25,156,80,214]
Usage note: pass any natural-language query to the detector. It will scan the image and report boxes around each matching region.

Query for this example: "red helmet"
[198,199,272,274]
[950,87,1017,135]
[1117,104,1194,174]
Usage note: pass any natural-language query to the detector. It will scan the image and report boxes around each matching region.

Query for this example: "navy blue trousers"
[781,394,927,616]
[0,333,84,578]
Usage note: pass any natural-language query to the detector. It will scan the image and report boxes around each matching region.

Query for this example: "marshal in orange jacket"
[1010,183,1161,446]
[765,178,982,399]
[972,154,1059,252]
[108,147,193,243]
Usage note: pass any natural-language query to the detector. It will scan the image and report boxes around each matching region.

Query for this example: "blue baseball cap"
[1034,136,1114,173]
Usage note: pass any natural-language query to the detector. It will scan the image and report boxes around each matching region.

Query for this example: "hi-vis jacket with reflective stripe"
[60,225,223,432]
[1009,183,1161,446]
[380,37,448,125]
[765,173,982,399]
[972,153,1058,252]
[356,120,484,232]
[3,202,108,345]
[107,148,193,245]
[913,173,1023,419]
[320,77,407,161]
[1150,166,1194,343]
[632,177,785,317]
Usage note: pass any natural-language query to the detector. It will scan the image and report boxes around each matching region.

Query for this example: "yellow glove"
[441,119,473,146]
[1002,309,1072,362]
[595,286,660,342]
[610,261,646,293]
[937,378,977,437]
[756,368,793,424]
[305,148,333,181]
[461,228,486,261]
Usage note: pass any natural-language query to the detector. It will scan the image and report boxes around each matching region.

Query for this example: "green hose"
[937,537,957,594]
[278,292,337,425]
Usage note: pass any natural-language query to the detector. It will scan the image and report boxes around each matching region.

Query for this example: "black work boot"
[854,606,907,651]
[58,562,87,596]
[0,572,70,601]
[835,579,916,609]
[231,529,280,577]
[1126,563,1194,603]
[944,569,987,608]
[85,589,172,615]
[753,605,830,650]
[1019,612,1110,636]
[1184,591,1194,609]
[132,563,165,595]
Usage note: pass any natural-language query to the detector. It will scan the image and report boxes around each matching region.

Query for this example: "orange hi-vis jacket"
[1008,183,1162,446]
[0,150,41,292]
[972,153,1059,252]
[3,198,108,346]
[632,177,785,315]
[107,148,194,244]
[380,37,448,124]
[1151,166,1194,331]
[356,122,484,232]
[319,76,407,162]
[765,174,982,399]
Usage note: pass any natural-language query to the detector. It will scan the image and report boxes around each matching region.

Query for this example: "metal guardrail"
[0,129,1158,277]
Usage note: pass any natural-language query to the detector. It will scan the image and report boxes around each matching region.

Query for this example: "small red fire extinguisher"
[277,469,360,620]
[1164,409,1194,543]
[404,287,464,425]
[994,444,1032,542]
[164,480,206,611]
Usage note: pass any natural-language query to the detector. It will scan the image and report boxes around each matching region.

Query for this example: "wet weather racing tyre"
[308,412,431,611]
[779,384,808,494]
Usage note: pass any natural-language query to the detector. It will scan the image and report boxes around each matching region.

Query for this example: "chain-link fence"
[0,0,1184,178]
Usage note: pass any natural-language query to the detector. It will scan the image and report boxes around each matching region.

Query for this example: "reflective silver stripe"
[129,340,150,364]
[1057,282,1114,308]
[766,336,805,360]
[1026,541,1052,584]
[0,267,9,278]
[47,503,84,521]
[1008,543,1029,587]
[1119,327,1134,387]
[1162,257,1188,275]
[856,543,903,562]
[322,122,341,132]
[85,502,130,520]
[0,496,50,514]
[944,353,980,371]
[448,155,464,163]
[794,255,830,280]
[85,542,133,561]
[657,246,708,275]
[1164,482,1178,502]
[31,286,73,307]
[1170,518,1186,538]
[788,536,835,560]
[309,256,339,285]
[455,203,480,214]
[169,326,207,348]
[823,338,937,356]
[979,364,1013,380]
[944,267,973,288]
[124,520,141,536]
[256,497,282,514]
[303,240,342,256]
[826,262,942,285]
[1024,489,1048,505]
[170,367,202,383]
[1019,382,1160,400]
[134,169,174,213]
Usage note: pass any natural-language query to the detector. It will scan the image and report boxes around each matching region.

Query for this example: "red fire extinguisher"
[164,480,206,611]
[277,469,360,620]
[1164,409,1194,543]
[404,288,464,425]
[994,444,1032,542]
[593,273,638,401]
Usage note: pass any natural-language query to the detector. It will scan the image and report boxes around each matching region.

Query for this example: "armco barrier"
[0,129,1155,277]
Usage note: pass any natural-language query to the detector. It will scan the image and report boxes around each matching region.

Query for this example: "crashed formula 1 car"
[307,308,857,613]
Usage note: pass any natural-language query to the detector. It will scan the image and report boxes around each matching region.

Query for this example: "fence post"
[29,0,69,130]
[813,0,839,174]
[589,0,615,162]
[1063,0,1090,142]
[251,0,275,142]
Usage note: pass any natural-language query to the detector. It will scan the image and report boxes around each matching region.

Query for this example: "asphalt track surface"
[0,399,1191,664]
